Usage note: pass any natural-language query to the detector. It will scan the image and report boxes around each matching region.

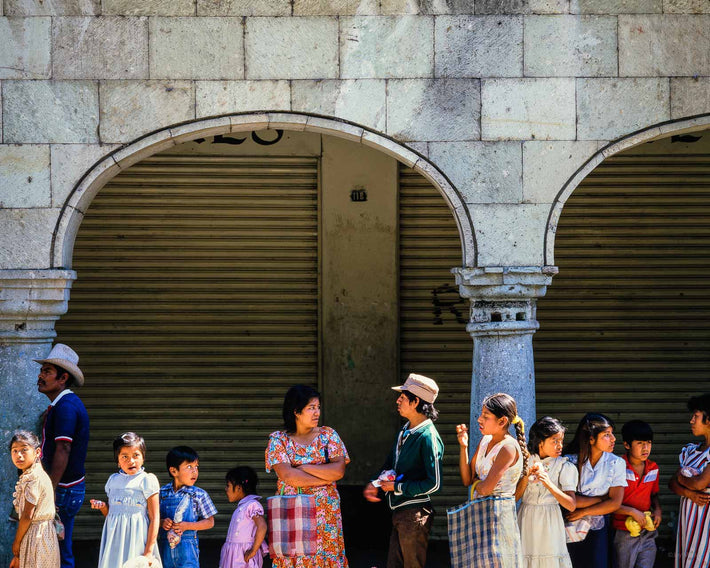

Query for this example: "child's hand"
[10,555,19,568]
[244,546,258,562]
[90,499,106,511]
[565,509,586,522]
[536,467,552,487]
[456,424,469,448]
[171,522,186,534]
[161,518,174,531]
[652,508,662,528]
[629,508,646,526]
[363,482,381,503]
[380,481,395,492]
[687,490,710,507]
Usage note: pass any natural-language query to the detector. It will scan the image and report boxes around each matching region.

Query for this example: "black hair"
[113,432,146,462]
[282,384,320,434]
[482,393,530,477]
[9,430,40,451]
[166,446,199,474]
[402,390,439,421]
[527,416,565,456]
[688,393,710,423]
[621,420,654,444]
[51,363,76,388]
[225,465,259,495]
[563,413,615,473]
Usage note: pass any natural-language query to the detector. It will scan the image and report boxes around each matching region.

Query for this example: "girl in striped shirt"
[669,393,710,568]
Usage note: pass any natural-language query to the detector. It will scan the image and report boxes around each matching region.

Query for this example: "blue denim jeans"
[159,536,200,568]
[55,482,85,568]
[613,529,657,568]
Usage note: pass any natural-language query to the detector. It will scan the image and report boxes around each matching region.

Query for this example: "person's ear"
[169,466,178,477]
[623,442,631,451]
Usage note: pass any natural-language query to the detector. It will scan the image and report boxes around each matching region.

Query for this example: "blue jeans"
[55,482,85,568]
[159,536,200,568]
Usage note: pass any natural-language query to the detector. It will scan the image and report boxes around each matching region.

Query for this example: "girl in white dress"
[517,417,578,568]
[91,432,161,568]
[457,393,530,565]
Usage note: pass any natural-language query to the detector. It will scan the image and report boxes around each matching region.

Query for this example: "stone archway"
[545,113,710,266]
[51,112,476,270]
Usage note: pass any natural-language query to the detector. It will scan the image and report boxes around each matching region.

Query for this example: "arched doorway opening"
[536,127,710,555]
[52,116,473,545]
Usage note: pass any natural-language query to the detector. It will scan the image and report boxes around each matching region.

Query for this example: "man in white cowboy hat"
[35,343,90,568]
[363,373,443,568]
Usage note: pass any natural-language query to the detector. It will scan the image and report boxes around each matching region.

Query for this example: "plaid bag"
[267,490,317,558]
[447,495,522,568]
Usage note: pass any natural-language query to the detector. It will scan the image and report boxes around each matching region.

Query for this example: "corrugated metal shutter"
[398,165,472,538]
[55,154,319,539]
[535,151,710,543]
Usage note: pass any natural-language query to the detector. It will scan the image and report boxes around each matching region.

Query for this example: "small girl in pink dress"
[220,466,268,568]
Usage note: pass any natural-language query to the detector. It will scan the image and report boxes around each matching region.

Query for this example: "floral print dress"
[265,426,350,568]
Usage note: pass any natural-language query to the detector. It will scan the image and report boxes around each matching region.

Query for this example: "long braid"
[514,419,530,478]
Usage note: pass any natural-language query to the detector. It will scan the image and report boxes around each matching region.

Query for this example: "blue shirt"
[158,483,217,540]
[41,390,90,486]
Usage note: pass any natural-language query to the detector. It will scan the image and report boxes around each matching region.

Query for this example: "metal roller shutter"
[535,150,710,544]
[398,165,472,538]
[55,154,319,539]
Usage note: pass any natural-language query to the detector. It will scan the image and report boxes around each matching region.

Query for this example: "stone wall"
[1,1,709,271]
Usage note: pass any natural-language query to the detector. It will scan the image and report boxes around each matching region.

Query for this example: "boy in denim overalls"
[159,446,217,568]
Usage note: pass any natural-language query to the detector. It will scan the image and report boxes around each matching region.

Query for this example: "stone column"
[453,266,557,444]
[0,269,76,564]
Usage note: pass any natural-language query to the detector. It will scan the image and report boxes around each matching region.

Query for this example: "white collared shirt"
[566,451,627,496]
[50,389,74,407]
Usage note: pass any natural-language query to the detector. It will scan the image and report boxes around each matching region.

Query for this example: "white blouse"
[565,451,627,496]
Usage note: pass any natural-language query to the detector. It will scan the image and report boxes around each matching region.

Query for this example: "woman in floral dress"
[266,384,350,568]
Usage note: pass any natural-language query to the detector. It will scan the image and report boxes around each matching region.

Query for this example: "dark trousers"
[55,482,86,568]
[568,516,611,568]
[386,505,433,568]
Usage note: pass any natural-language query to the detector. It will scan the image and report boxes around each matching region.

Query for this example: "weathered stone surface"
[481,78,575,140]
[4,0,99,15]
[104,0,195,15]
[577,78,670,140]
[407,142,429,156]
[0,145,50,208]
[524,16,617,77]
[0,17,50,79]
[387,79,480,141]
[430,141,522,203]
[198,0,291,15]
[475,0,568,14]
[99,81,195,143]
[245,17,338,79]
[671,78,710,119]
[3,81,99,143]
[379,0,479,14]
[619,15,710,76]
[196,81,290,118]
[435,16,522,78]
[52,17,148,80]
[341,16,433,78]
[0,209,59,269]
[292,79,386,132]
[150,17,244,80]
[522,140,599,203]
[569,0,661,13]
[665,0,710,13]
[294,0,378,15]
[472,203,548,265]
[50,144,121,207]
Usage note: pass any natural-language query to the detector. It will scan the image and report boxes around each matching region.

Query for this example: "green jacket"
[376,419,444,510]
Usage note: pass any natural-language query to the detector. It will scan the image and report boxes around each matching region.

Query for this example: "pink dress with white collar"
[219,495,269,568]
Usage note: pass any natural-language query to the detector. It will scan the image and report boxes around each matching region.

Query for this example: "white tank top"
[474,434,523,497]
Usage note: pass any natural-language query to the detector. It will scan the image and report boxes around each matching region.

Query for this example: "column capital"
[452,266,558,337]
[0,269,76,343]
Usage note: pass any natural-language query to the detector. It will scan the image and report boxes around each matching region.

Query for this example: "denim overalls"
[159,488,200,568]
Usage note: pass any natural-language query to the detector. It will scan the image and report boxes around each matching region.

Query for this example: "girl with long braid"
[456,393,529,564]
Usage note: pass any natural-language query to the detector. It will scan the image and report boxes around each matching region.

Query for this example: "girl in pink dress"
[220,466,268,568]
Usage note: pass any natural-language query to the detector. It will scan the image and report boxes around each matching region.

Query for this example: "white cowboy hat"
[34,343,85,386]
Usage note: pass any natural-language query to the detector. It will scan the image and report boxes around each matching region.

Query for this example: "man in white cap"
[35,343,90,568]
[363,373,443,568]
